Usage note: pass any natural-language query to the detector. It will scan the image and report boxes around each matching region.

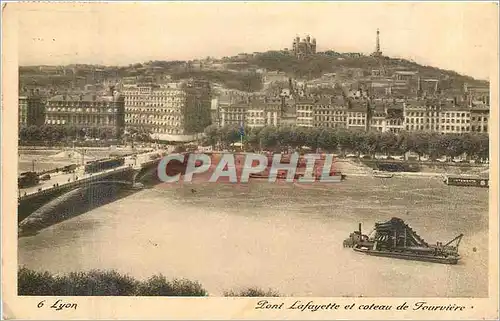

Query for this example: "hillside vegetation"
[19,51,488,93]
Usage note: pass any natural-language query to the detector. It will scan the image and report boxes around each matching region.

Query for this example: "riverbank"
[335,159,488,178]
[18,267,279,297]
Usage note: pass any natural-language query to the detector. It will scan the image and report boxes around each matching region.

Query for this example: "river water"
[18,158,489,297]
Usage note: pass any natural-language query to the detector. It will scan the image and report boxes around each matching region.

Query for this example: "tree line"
[19,125,119,144]
[203,124,489,161]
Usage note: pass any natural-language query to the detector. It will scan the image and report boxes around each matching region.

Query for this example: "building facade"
[403,100,442,132]
[438,106,471,134]
[210,98,220,127]
[295,100,315,127]
[312,98,347,129]
[246,100,281,128]
[45,88,125,138]
[219,103,246,127]
[19,90,45,127]
[123,80,212,137]
[215,94,489,136]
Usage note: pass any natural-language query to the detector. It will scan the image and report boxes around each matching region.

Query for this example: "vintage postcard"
[2,1,499,320]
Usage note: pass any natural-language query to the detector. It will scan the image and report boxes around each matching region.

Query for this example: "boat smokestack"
[359,223,362,234]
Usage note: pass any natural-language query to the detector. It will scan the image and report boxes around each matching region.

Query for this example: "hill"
[245,51,488,89]
[19,51,489,93]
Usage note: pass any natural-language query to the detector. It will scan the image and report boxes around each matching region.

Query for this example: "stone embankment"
[334,159,488,178]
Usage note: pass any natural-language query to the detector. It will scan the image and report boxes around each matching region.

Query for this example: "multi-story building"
[346,103,368,131]
[246,99,281,128]
[385,117,405,133]
[210,98,220,127]
[438,104,471,134]
[464,83,489,134]
[393,71,418,82]
[215,91,489,137]
[464,83,489,103]
[219,102,247,127]
[403,100,442,132]
[45,87,125,137]
[370,110,387,132]
[403,99,476,134]
[312,97,347,129]
[470,105,489,133]
[19,89,45,127]
[368,101,405,133]
[123,80,211,139]
[295,99,315,127]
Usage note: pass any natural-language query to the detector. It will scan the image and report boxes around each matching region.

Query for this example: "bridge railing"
[18,166,134,201]
[18,149,165,201]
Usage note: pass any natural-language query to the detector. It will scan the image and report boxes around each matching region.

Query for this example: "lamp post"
[81,149,87,166]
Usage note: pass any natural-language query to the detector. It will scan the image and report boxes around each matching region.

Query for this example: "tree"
[203,124,219,148]
[412,132,431,160]
[359,131,378,157]
[259,126,279,150]
[317,128,337,152]
[427,133,443,159]
[245,127,261,151]
[377,132,398,156]
[477,133,489,161]
[303,127,320,150]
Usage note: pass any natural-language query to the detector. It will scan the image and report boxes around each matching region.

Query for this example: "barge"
[444,175,488,188]
[343,217,463,265]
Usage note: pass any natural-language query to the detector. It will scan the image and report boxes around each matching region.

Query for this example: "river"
[18,169,488,297]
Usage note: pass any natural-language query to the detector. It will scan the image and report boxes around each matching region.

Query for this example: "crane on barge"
[343,217,463,265]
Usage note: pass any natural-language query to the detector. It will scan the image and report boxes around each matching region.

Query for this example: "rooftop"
[48,93,117,103]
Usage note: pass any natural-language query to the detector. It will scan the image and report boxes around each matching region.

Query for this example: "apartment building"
[219,103,246,127]
[403,100,441,132]
[438,104,471,134]
[246,100,281,128]
[312,97,347,129]
[295,100,314,127]
[470,105,489,133]
[45,88,125,137]
[123,80,211,138]
[19,89,45,127]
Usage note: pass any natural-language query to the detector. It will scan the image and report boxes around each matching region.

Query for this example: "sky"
[10,2,499,80]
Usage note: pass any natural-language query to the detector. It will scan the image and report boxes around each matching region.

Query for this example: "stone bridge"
[18,158,163,223]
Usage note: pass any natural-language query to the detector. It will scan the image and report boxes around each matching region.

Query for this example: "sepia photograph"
[2,1,498,319]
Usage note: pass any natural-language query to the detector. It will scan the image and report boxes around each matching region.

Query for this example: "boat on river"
[343,217,463,265]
